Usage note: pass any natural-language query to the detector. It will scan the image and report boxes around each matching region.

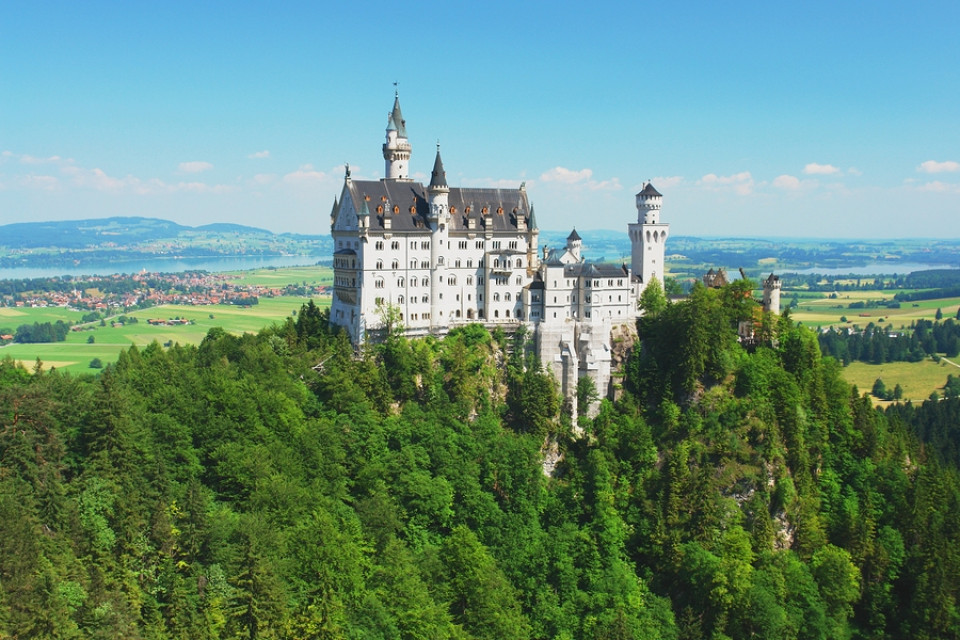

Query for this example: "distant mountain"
[0,217,283,249]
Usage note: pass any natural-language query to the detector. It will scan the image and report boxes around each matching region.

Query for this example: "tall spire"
[429,143,448,190]
[389,94,407,138]
[382,89,411,180]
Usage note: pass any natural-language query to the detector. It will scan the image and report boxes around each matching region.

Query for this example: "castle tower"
[629,182,669,289]
[382,93,411,180]
[566,229,583,262]
[762,273,781,314]
[427,146,450,327]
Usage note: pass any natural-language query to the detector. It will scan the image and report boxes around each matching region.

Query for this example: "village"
[0,270,328,314]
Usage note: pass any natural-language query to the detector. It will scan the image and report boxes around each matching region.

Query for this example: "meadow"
[787,289,960,329]
[841,358,960,406]
[1,293,329,375]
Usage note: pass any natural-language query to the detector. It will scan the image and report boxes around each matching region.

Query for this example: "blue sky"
[2,1,959,238]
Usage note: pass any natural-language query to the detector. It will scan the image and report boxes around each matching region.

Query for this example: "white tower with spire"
[629,182,669,290]
[427,145,450,327]
[382,92,411,180]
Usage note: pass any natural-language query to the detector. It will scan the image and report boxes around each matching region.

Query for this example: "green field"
[1,294,330,375]
[789,289,960,329]
[841,358,960,406]
[224,265,333,287]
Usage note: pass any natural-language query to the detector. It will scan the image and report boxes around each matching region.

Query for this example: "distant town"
[0,270,328,314]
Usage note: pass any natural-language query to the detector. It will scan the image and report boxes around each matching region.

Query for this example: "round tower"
[762,273,781,314]
[382,92,411,180]
[629,182,669,289]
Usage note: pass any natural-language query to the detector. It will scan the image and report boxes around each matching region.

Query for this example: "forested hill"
[2,285,960,638]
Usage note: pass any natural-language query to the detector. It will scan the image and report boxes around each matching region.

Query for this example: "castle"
[329,93,772,415]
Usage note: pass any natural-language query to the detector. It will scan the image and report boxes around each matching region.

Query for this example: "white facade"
[329,95,671,413]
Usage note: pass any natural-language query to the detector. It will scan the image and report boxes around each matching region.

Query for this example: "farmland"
[1,266,332,374]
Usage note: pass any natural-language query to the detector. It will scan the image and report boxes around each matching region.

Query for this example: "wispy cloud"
[248,150,270,159]
[698,171,754,195]
[649,176,684,189]
[539,166,621,191]
[18,174,60,191]
[918,160,960,174]
[772,174,802,190]
[803,162,841,175]
[61,164,232,195]
[283,164,328,185]
[178,161,214,174]
[915,180,960,193]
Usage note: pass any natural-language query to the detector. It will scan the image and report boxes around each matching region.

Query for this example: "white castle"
[329,93,670,415]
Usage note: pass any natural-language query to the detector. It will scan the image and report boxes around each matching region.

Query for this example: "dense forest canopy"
[2,288,960,639]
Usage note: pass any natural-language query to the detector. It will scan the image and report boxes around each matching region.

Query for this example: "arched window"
[493,293,500,301]
[391,260,399,269]
[422,277,429,286]
[504,292,511,301]
[397,277,404,287]
[397,296,404,304]
[376,260,383,270]
[449,276,457,286]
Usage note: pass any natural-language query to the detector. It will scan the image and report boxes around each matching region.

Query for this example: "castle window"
[391,260,399,269]
[515,276,522,285]
[478,294,483,301]
[476,241,483,249]
[375,278,384,289]
[377,205,383,214]
[494,293,500,301]
[375,241,384,250]
[459,241,468,250]
[497,207,503,214]
[509,241,517,249]
[505,292,511,301]
[411,241,417,249]
[422,277,429,286]
[376,260,383,270]
[422,295,428,303]
[411,260,417,268]
[450,206,457,214]
[449,276,457,286]
[397,296,404,304]
[393,205,399,214]
[495,310,499,318]
[398,277,405,287]
[391,241,400,250]
[478,276,484,285]
[465,206,471,214]
[421,261,429,269]
[467,276,473,285]
[492,241,501,249]
[467,259,473,268]
[381,195,387,202]
[482,207,488,214]
[455,259,461,268]
[365,195,371,201]
[438,256,444,265]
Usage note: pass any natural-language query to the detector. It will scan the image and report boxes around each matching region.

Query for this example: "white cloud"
[283,164,328,185]
[803,162,841,175]
[773,174,802,190]
[475,178,531,189]
[915,181,960,193]
[19,174,60,191]
[847,167,863,176]
[918,160,960,174]
[250,173,277,186]
[248,150,270,159]
[649,176,684,189]
[178,161,214,174]
[698,171,754,195]
[539,166,621,191]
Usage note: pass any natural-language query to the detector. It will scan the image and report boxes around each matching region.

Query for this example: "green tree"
[935,307,943,320]
[638,277,668,316]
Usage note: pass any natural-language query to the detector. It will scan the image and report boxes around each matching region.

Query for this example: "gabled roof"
[339,180,531,234]
[638,182,662,197]
[567,228,581,242]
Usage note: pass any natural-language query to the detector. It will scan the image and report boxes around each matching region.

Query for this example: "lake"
[0,255,324,280]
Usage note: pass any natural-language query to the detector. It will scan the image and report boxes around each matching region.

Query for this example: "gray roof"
[563,263,629,278]
[567,228,581,241]
[429,149,448,189]
[388,95,407,137]
[344,179,531,234]
[638,182,662,197]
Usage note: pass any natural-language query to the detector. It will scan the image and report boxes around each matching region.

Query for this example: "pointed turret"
[428,146,448,191]
[382,91,411,180]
